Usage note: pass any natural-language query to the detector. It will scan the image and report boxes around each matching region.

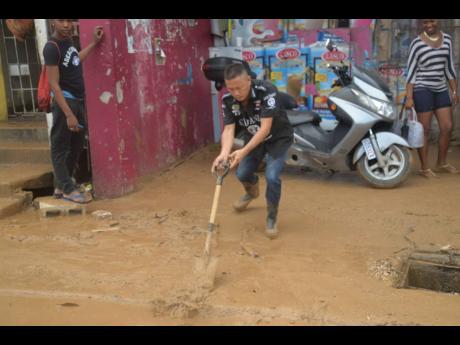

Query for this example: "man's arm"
[47,65,80,131]
[220,124,236,156]
[79,26,103,62]
[212,124,235,172]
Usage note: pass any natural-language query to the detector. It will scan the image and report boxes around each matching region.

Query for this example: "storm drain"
[397,251,460,294]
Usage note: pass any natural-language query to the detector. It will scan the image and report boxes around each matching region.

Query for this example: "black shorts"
[413,88,452,113]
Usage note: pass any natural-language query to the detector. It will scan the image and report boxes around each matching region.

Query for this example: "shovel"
[194,162,230,290]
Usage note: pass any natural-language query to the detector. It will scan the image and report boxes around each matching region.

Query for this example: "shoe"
[433,163,460,174]
[265,203,279,239]
[63,190,92,204]
[417,169,439,178]
[233,180,259,212]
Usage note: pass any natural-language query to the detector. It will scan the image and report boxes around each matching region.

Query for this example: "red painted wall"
[78,19,214,198]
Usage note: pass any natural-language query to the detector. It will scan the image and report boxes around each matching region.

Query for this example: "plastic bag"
[407,107,424,148]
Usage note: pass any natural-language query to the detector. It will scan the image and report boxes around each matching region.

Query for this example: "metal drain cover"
[397,250,460,294]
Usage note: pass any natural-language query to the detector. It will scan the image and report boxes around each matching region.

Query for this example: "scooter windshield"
[352,65,393,101]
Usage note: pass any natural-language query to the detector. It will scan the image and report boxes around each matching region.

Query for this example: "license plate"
[362,138,376,160]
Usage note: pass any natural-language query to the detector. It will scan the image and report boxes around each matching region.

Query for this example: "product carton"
[242,46,266,80]
[308,40,351,125]
[266,44,312,109]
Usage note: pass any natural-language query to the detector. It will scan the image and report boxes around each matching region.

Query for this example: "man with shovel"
[211,63,293,239]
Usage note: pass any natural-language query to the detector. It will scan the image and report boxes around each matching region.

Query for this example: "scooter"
[202,41,412,188]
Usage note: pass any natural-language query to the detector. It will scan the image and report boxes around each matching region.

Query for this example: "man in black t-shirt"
[211,63,293,239]
[43,19,103,203]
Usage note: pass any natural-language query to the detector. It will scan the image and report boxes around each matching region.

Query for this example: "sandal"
[63,191,92,204]
[54,182,88,199]
[433,163,460,174]
[417,169,439,178]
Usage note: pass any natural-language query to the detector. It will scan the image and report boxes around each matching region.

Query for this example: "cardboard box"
[242,46,266,80]
[316,29,351,44]
[266,44,311,109]
[308,40,351,121]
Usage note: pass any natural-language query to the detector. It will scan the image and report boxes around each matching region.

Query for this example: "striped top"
[406,33,457,92]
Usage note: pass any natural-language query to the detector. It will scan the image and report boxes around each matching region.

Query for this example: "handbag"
[37,41,61,112]
[392,100,409,140]
[407,107,424,148]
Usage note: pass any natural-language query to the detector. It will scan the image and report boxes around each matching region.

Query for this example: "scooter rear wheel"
[357,144,412,188]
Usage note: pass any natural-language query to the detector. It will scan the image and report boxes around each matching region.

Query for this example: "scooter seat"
[286,110,322,126]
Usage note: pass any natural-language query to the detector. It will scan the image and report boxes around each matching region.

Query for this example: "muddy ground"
[1,144,460,325]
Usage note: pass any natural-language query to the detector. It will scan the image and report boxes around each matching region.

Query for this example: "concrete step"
[0,192,33,219]
[0,142,51,164]
[0,163,53,197]
[0,121,49,143]
[8,112,48,122]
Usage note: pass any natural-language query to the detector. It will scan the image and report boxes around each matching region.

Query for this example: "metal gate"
[0,19,42,116]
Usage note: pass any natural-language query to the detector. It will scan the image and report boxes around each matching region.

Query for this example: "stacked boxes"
[308,32,351,128]
[266,44,311,110]
[209,26,386,132]
[242,46,266,80]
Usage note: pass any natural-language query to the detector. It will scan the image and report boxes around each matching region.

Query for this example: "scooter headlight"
[351,89,396,119]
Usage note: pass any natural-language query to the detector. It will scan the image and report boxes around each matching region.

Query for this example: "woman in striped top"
[405,19,459,178]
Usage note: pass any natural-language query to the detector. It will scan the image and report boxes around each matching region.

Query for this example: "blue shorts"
[413,88,452,113]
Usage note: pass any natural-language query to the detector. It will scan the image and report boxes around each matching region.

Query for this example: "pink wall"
[350,26,373,65]
[78,19,214,198]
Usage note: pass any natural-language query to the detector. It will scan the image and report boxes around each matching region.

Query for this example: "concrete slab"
[35,196,86,217]
[0,192,32,219]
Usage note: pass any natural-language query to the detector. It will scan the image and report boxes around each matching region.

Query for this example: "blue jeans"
[236,146,288,207]
[50,98,86,194]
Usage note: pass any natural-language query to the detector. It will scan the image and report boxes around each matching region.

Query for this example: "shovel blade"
[193,256,219,290]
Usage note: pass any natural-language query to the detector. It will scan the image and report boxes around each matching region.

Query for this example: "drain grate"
[398,251,460,294]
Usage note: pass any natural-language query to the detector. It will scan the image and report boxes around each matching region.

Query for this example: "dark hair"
[224,63,248,80]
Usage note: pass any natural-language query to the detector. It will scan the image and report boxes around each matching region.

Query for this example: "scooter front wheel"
[356,144,412,189]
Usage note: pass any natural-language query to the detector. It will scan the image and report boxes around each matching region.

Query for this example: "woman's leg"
[434,106,453,167]
[416,111,434,171]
